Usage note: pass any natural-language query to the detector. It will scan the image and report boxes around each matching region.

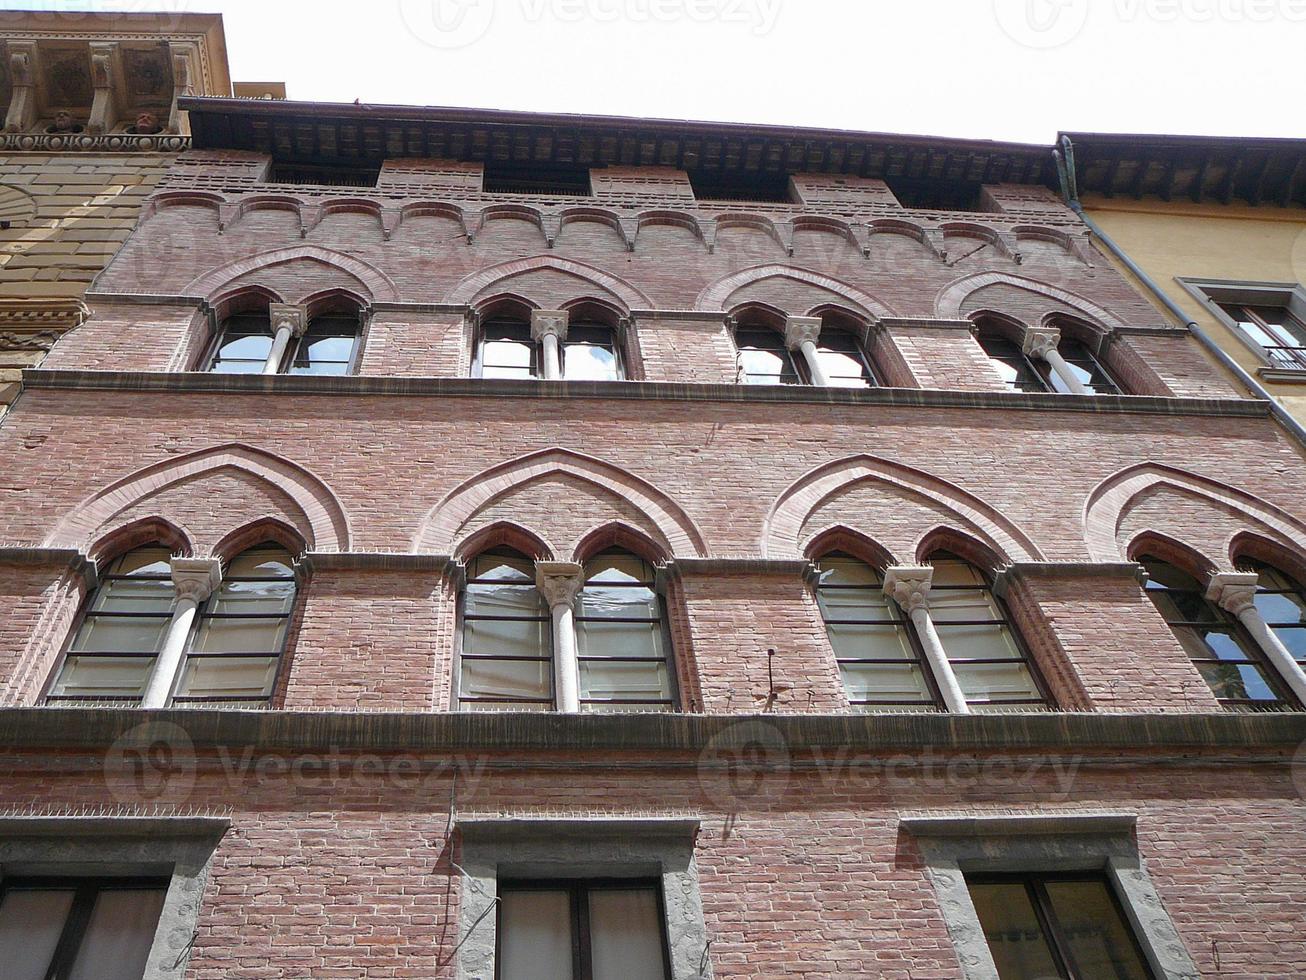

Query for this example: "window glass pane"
[738,348,791,378]
[817,587,896,620]
[816,558,881,587]
[301,335,355,361]
[1144,586,1220,623]
[841,662,933,704]
[216,333,273,360]
[1271,625,1306,661]
[67,887,168,980]
[225,547,294,579]
[977,334,1046,391]
[90,578,175,614]
[1043,879,1152,980]
[968,881,1063,980]
[110,548,173,576]
[465,583,546,618]
[70,616,171,653]
[563,342,619,381]
[175,656,279,700]
[929,557,988,587]
[209,359,267,374]
[826,623,916,662]
[461,654,551,702]
[929,589,1004,623]
[1194,661,1280,701]
[192,616,287,654]
[589,888,668,980]
[578,585,660,619]
[498,890,573,980]
[1139,558,1200,592]
[584,555,651,583]
[463,617,550,661]
[1254,591,1306,623]
[0,887,76,980]
[936,623,1022,662]
[580,658,670,703]
[470,553,534,582]
[210,579,295,615]
[953,661,1042,703]
[49,656,155,698]
[577,620,664,660]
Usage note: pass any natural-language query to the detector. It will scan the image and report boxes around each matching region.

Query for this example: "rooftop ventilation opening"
[268,162,380,188]
[688,170,795,204]
[884,176,985,212]
[482,163,593,196]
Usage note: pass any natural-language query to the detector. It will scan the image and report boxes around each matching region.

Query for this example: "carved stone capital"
[883,565,933,613]
[530,310,569,343]
[169,556,223,604]
[1021,327,1061,361]
[534,561,584,609]
[269,303,309,338]
[1206,572,1260,618]
[783,316,822,350]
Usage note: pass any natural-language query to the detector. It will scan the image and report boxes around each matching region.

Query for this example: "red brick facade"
[1,102,1304,978]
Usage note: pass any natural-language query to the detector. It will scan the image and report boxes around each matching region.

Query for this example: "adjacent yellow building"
[1061,133,1306,425]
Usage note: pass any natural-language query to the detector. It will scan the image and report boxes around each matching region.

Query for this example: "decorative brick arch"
[934,271,1130,333]
[695,264,896,318]
[138,190,224,226]
[765,454,1042,561]
[185,245,400,303]
[445,256,652,310]
[414,448,706,558]
[1083,462,1306,563]
[44,444,351,553]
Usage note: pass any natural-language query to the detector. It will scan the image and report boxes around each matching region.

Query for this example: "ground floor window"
[497,878,671,980]
[966,872,1154,980]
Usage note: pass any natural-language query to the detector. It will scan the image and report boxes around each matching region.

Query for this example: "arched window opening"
[289,314,362,376]
[813,552,936,711]
[562,322,622,381]
[1139,555,1291,710]
[208,307,361,375]
[176,543,297,705]
[575,549,675,712]
[458,547,553,710]
[735,320,800,385]
[475,318,538,380]
[1239,559,1306,668]
[208,313,275,374]
[812,326,877,388]
[1047,336,1120,395]
[976,325,1048,393]
[926,552,1048,711]
[47,545,175,703]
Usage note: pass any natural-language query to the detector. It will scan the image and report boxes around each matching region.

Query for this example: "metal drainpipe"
[1055,135,1306,451]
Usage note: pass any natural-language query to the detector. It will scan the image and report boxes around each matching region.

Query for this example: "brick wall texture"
[1,146,1304,977]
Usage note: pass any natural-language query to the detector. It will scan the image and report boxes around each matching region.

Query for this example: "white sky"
[11,0,1306,144]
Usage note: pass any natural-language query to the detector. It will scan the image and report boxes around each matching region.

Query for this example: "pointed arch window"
[177,543,297,704]
[812,327,877,387]
[814,553,936,711]
[575,549,675,711]
[473,316,624,381]
[208,309,361,375]
[1140,555,1291,709]
[926,552,1048,711]
[562,323,622,381]
[976,327,1048,392]
[475,319,538,380]
[207,314,276,374]
[457,547,554,710]
[47,546,176,703]
[1241,559,1306,667]
[735,326,800,385]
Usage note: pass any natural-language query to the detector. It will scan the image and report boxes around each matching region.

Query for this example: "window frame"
[964,870,1157,980]
[43,546,176,706]
[811,325,879,388]
[1178,278,1306,375]
[1239,558,1306,667]
[286,312,365,376]
[454,548,556,711]
[204,309,364,376]
[560,321,626,382]
[1042,335,1122,395]
[975,329,1051,393]
[1138,554,1296,711]
[473,317,540,380]
[573,549,678,712]
[926,553,1053,711]
[813,552,944,712]
[173,543,299,707]
[202,312,277,375]
[732,323,802,385]
[0,874,171,980]
[494,876,673,980]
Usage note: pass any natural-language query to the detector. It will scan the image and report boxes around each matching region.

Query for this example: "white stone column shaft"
[535,561,584,712]
[142,557,222,708]
[1208,572,1306,706]
[1023,327,1090,394]
[784,316,830,387]
[264,304,308,375]
[884,566,970,713]
[531,310,569,381]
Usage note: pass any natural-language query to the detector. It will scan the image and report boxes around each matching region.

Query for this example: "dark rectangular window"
[0,876,169,980]
[1217,302,1306,370]
[687,169,794,204]
[885,176,984,211]
[496,878,671,980]
[482,163,592,197]
[267,162,380,188]
[966,872,1154,980]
